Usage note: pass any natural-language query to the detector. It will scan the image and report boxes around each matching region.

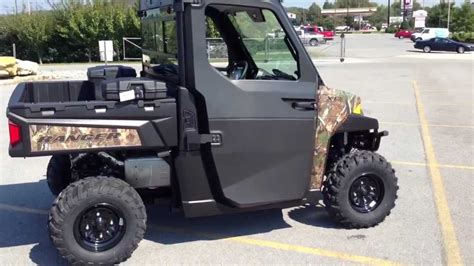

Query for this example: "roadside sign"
[402,0,413,11]
[99,40,114,63]
[413,10,428,28]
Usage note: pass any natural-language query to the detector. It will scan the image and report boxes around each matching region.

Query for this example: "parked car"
[295,29,326,46]
[362,26,377,32]
[395,30,413,39]
[335,25,350,32]
[302,25,335,40]
[411,28,449,42]
[414,37,473,53]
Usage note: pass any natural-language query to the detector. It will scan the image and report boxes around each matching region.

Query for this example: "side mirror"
[137,10,146,18]
[340,33,346,63]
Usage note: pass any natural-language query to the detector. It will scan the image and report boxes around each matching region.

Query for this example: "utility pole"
[346,0,350,27]
[402,0,406,22]
[14,0,18,14]
[447,0,451,30]
[387,0,391,27]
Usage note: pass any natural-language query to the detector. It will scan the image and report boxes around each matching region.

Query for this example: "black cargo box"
[102,78,168,101]
[87,65,137,80]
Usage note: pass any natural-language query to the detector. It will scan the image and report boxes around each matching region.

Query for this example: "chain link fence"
[206,37,289,62]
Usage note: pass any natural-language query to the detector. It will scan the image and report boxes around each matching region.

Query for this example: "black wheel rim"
[74,203,126,252]
[349,174,384,213]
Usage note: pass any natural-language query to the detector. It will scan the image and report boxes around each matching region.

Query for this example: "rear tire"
[399,36,404,39]
[48,176,147,265]
[322,150,398,228]
[47,155,72,196]
[457,46,465,54]
[423,46,431,53]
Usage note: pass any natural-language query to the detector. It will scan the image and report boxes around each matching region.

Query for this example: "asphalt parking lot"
[0,34,472,265]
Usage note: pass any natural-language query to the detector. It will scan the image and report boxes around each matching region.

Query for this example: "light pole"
[387,0,391,27]
[26,0,31,15]
[447,0,451,30]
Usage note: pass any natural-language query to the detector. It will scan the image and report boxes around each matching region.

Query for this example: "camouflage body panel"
[29,125,142,152]
[311,85,362,189]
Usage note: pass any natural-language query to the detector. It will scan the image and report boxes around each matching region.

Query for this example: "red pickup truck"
[303,25,335,40]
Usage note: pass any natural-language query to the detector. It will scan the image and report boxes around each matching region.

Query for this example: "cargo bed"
[7,79,178,157]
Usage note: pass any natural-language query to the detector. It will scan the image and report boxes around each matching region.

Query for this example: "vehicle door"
[431,38,442,50]
[296,30,307,45]
[187,1,318,207]
[421,29,430,40]
[438,38,450,51]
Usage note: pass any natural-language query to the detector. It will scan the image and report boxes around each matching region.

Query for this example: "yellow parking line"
[365,101,472,107]
[157,226,400,265]
[413,81,463,265]
[380,121,474,129]
[1,204,400,265]
[392,161,474,171]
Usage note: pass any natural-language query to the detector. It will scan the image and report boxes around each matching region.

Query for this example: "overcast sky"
[0,0,468,14]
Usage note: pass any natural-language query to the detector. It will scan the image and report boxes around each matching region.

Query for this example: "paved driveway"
[0,34,472,265]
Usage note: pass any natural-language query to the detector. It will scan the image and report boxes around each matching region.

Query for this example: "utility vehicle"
[6,0,398,264]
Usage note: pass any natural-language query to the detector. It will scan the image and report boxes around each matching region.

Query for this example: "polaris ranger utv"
[6,0,398,264]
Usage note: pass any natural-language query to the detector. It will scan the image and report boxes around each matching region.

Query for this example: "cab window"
[206,5,299,81]
[141,7,179,82]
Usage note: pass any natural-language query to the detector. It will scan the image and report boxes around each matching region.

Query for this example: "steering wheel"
[272,69,296,80]
[228,61,249,80]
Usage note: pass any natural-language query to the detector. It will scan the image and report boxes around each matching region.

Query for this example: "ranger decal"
[29,125,142,152]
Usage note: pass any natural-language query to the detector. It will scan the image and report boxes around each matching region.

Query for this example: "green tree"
[323,1,335,9]
[5,12,53,64]
[335,0,376,8]
[307,3,322,23]
[53,0,140,62]
[286,7,308,25]
[426,3,455,29]
[368,5,388,25]
[391,1,401,17]
[451,3,474,32]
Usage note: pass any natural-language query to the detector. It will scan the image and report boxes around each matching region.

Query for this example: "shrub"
[385,25,397,33]
[376,23,382,32]
[400,21,410,30]
[451,32,474,43]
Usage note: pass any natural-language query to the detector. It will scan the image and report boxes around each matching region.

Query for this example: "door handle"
[292,102,316,111]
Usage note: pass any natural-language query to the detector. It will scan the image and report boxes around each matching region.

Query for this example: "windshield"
[141,7,179,81]
[228,9,299,79]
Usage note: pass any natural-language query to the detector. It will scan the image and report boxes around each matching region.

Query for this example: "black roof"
[139,0,282,11]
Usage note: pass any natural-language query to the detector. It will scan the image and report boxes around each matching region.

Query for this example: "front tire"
[47,155,72,196]
[457,46,465,54]
[49,176,147,265]
[322,151,398,228]
[309,39,319,46]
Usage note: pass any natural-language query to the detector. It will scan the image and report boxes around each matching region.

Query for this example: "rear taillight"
[8,120,21,147]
